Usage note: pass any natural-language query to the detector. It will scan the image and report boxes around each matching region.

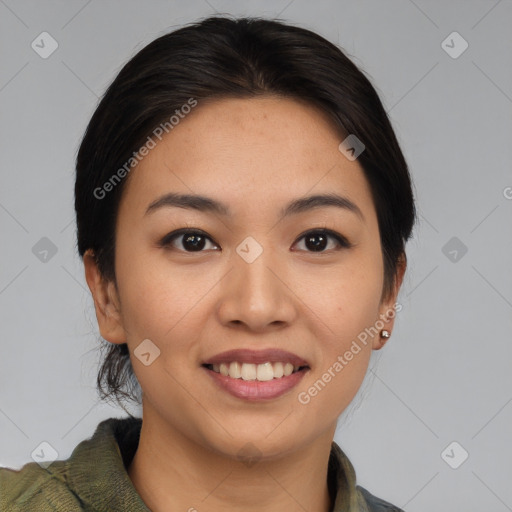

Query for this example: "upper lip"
[203,349,309,367]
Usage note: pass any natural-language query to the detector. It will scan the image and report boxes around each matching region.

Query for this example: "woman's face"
[87,96,402,459]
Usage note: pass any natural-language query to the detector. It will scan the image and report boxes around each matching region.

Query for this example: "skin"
[84,96,406,512]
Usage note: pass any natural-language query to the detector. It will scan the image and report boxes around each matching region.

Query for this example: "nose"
[215,244,297,332]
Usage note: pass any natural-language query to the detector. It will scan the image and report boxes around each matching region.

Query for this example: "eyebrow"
[145,192,364,221]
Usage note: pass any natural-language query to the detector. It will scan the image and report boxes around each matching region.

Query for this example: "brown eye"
[159,229,219,252]
[293,229,351,252]
[159,228,351,254]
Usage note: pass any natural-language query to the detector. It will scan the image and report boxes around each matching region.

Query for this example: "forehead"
[119,96,375,221]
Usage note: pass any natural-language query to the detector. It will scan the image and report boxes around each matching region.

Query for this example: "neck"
[127,403,336,512]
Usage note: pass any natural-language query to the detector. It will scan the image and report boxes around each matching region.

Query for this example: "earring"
[380,330,390,338]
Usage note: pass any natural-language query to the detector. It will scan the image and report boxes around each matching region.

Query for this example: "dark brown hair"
[75,15,416,407]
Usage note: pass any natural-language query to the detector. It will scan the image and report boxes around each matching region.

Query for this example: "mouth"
[202,361,309,381]
[201,349,310,401]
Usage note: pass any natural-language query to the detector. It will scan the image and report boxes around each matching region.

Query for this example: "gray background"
[1,1,511,510]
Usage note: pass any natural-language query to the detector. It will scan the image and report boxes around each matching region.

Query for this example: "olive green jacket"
[0,417,404,511]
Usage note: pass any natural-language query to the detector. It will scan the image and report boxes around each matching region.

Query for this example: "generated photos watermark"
[93,97,198,200]
[298,302,402,405]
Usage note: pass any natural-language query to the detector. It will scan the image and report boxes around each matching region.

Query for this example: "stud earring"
[380,330,390,338]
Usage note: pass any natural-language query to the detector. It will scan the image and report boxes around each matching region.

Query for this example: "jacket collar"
[66,416,360,512]
[66,417,150,511]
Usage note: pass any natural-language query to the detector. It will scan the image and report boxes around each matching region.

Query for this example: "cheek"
[309,247,384,334]
[114,252,207,400]
[296,282,379,417]
[114,241,224,363]
[302,247,383,396]
[116,257,198,342]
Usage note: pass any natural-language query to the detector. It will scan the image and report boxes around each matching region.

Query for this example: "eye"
[293,229,351,253]
[158,228,351,253]
[158,229,219,252]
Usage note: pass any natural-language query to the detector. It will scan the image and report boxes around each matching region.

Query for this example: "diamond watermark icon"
[236,442,262,468]
[441,441,469,469]
[236,236,263,264]
[441,31,468,59]
[31,32,59,59]
[32,237,58,263]
[338,134,365,161]
[442,236,468,263]
[31,441,59,469]
[134,339,161,366]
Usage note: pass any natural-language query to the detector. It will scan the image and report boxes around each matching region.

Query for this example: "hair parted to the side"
[75,15,416,417]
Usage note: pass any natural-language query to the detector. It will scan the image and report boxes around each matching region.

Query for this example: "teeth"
[229,361,242,379]
[209,361,304,381]
[241,363,257,381]
[256,362,274,381]
[273,362,284,378]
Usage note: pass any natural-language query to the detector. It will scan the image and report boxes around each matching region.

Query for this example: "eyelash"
[158,227,352,253]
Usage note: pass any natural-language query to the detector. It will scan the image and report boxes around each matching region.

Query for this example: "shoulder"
[0,416,141,512]
[357,484,406,512]
[0,459,83,511]
[328,441,405,512]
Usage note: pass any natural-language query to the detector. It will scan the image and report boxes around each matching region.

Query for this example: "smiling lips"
[202,348,309,380]
[208,361,302,381]
[202,348,310,400]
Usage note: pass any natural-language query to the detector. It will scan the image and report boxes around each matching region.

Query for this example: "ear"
[372,253,407,350]
[83,249,126,344]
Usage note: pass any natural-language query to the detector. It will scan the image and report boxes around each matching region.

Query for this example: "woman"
[0,15,415,512]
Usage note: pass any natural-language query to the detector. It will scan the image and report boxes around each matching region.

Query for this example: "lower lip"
[203,366,308,401]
